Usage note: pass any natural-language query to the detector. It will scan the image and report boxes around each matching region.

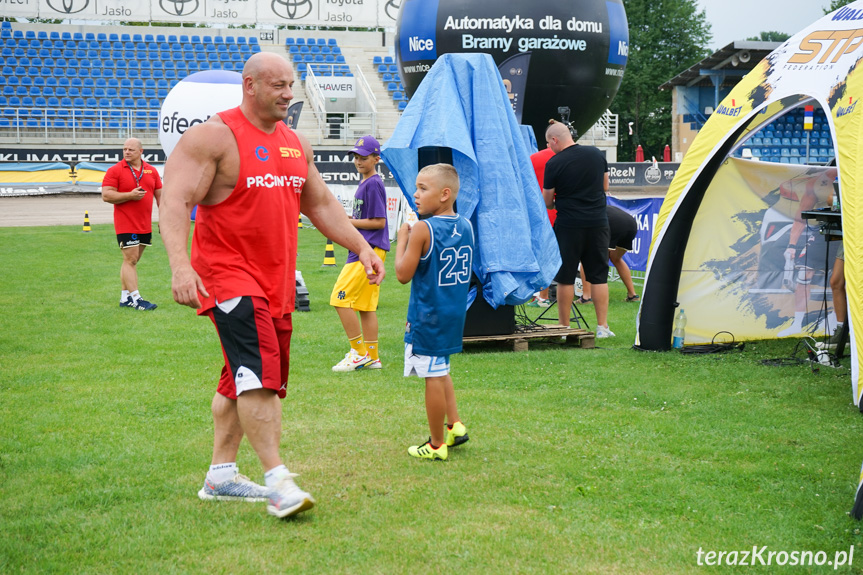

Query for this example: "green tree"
[611,0,711,162]
[824,0,854,13]
[746,31,791,42]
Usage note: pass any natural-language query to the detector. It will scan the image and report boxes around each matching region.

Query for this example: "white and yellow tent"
[637,2,863,402]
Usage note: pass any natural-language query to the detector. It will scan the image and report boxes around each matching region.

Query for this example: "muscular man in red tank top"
[160,52,385,519]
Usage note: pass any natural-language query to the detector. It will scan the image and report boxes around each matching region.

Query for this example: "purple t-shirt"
[347,173,390,263]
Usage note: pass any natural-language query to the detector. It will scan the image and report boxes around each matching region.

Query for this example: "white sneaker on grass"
[267,474,315,518]
[596,325,615,338]
[365,359,382,369]
[332,349,372,372]
[198,473,270,502]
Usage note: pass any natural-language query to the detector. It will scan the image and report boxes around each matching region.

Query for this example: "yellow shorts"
[329,247,387,311]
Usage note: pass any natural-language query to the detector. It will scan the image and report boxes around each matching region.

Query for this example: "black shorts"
[554,224,610,285]
[117,233,152,249]
[207,295,292,400]
[607,206,637,251]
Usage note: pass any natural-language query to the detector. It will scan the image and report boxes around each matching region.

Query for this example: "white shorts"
[403,343,450,378]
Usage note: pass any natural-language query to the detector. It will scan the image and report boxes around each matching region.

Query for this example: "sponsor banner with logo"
[316,78,357,99]
[608,162,679,188]
[607,196,663,273]
[639,1,863,400]
[150,0,258,25]
[0,148,167,165]
[26,0,401,26]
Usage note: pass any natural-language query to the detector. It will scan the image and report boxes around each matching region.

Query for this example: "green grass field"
[2,221,863,574]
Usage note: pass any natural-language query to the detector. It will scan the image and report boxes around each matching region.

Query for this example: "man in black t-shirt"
[542,122,614,338]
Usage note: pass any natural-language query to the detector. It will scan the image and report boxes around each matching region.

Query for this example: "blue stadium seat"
[236,36,246,44]
[225,36,236,44]
[398,101,407,111]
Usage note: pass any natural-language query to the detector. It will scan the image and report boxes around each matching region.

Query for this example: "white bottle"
[672,309,687,349]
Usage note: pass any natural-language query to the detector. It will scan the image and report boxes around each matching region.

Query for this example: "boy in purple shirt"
[330,136,391,371]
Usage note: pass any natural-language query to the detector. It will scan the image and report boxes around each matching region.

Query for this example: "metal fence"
[0,107,159,143]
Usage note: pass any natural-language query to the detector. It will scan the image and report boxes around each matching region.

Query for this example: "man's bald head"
[546,122,573,144]
[545,122,575,154]
[242,52,292,82]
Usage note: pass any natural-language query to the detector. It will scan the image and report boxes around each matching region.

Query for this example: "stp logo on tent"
[789,29,863,65]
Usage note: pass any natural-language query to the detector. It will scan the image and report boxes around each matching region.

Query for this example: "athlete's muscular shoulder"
[173,115,240,206]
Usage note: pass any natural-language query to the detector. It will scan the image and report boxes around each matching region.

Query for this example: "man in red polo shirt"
[102,138,163,311]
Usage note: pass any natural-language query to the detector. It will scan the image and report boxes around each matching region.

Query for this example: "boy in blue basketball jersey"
[395,164,475,461]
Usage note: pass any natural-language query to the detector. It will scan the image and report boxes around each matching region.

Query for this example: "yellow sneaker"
[407,439,447,461]
[445,421,469,447]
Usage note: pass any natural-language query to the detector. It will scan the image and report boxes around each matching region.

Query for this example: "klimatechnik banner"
[11,0,403,27]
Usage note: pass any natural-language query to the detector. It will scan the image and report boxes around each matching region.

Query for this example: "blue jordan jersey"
[404,214,475,356]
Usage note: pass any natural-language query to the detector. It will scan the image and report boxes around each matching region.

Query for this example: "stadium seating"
[0,24,271,132]
[734,106,833,165]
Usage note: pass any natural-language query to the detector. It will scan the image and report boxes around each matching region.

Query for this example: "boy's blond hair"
[418,163,459,196]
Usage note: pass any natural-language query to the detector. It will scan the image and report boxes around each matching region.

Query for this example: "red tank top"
[192,107,307,318]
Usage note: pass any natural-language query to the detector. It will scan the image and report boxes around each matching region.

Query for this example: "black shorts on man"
[117,233,152,249]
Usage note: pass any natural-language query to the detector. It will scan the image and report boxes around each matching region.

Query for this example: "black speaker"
[463,292,515,337]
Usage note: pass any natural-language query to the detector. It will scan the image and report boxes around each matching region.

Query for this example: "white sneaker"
[596,325,615,338]
[198,472,270,502]
[267,474,315,518]
[332,349,372,372]
[365,359,383,369]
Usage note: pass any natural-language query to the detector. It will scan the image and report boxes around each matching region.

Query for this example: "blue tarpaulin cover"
[381,53,561,307]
